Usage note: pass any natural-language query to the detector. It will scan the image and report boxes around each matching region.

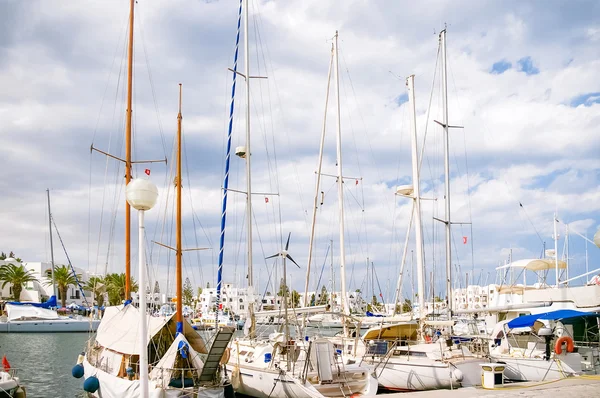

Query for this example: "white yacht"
[488,309,600,381]
[0,301,100,333]
[227,332,377,398]
[334,322,483,391]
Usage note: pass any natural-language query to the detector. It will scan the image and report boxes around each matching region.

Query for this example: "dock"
[383,376,600,397]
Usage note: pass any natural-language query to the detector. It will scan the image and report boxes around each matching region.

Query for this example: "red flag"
[265,197,269,203]
[2,355,10,371]
[379,293,383,298]
[219,303,223,310]
[144,169,151,176]
[355,179,359,185]
[463,236,468,244]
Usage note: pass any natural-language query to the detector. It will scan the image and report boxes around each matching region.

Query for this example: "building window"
[75,290,80,299]
[240,305,244,310]
[239,298,243,303]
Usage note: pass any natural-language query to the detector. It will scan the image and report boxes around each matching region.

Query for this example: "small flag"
[2,355,10,371]
[355,179,359,185]
[463,236,468,244]
[219,303,223,310]
[265,197,269,203]
[145,169,151,176]
[379,293,383,298]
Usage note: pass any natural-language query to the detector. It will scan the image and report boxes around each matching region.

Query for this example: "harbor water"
[0,332,89,397]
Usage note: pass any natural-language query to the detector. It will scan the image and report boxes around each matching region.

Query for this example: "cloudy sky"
[1,0,599,303]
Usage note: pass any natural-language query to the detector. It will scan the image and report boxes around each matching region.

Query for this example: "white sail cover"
[96,304,171,355]
[150,333,205,388]
[5,303,60,321]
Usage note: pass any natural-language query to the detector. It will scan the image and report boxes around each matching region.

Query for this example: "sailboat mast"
[243,0,256,337]
[46,189,57,299]
[554,212,559,287]
[333,31,349,333]
[407,75,426,320]
[440,29,453,316]
[176,84,183,333]
[124,0,135,300]
[304,44,334,308]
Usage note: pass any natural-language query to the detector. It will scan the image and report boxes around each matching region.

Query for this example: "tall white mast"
[46,189,57,299]
[243,0,255,337]
[407,75,426,320]
[554,212,559,287]
[440,29,453,316]
[565,224,570,283]
[333,31,349,332]
[304,45,334,308]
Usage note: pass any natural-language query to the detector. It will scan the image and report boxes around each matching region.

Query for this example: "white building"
[0,259,95,307]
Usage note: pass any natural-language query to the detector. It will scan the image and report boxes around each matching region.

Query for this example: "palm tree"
[0,263,39,301]
[105,273,138,306]
[47,265,80,308]
[86,276,106,307]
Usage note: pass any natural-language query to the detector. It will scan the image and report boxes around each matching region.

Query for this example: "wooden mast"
[124,0,135,299]
[176,84,183,333]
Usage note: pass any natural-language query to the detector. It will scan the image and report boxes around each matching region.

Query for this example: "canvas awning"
[362,321,418,341]
[496,259,567,272]
[5,303,60,321]
[507,309,600,329]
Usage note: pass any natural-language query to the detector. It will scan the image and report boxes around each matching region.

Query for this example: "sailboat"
[79,83,232,397]
[0,189,100,333]
[333,30,485,392]
[75,1,233,396]
[217,3,376,395]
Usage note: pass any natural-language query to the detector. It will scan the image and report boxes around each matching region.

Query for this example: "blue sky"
[0,0,599,303]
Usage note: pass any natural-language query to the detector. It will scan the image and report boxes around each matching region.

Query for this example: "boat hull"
[0,319,100,332]
[225,364,377,398]
[368,358,462,391]
[82,358,226,398]
[490,354,582,381]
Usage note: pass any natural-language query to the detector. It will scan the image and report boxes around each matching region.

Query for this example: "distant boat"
[0,300,100,333]
[0,356,26,397]
[0,190,99,333]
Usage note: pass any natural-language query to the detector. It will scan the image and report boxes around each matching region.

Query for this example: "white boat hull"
[82,358,225,398]
[490,354,582,381]
[226,363,377,398]
[366,358,461,391]
[0,371,21,397]
[0,319,100,332]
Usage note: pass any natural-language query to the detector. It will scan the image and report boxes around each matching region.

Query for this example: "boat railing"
[149,366,220,389]
[3,368,19,378]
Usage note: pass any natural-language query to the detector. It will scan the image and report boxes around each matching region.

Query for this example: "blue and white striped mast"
[216,0,243,326]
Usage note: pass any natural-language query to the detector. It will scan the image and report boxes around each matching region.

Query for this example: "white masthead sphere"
[126,179,159,211]
[594,227,600,249]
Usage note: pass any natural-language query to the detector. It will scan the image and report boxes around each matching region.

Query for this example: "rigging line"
[136,3,168,159]
[182,130,213,249]
[50,215,90,307]
[252,1,309,228]
[91,9,130,146]
[313,244,331,296]
[372,264,386,305]
[183,155,205,289]
[95,34,128,276]
[252,5,283,232]
[519,201,545,244]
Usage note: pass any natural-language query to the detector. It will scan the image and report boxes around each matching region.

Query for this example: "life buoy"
[555,336,574,355]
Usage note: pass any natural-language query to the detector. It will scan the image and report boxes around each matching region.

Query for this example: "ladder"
[198,326,236,382]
